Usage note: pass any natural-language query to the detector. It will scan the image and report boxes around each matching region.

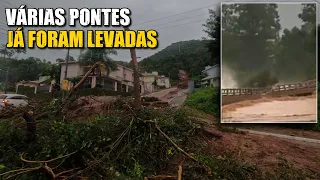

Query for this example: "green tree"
[41,64,61,83]
[274,4,316,82]
[203,9,220,64]
[0,45,26,59]
[0,45,14,59]
[138,40,211,81]
[79,49,118,75]
[65,54,76,61]
[221,4,281,86]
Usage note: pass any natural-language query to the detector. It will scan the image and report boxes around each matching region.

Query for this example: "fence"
[222,79,317,96]
[222,88,263,96]
[272,79,316,92]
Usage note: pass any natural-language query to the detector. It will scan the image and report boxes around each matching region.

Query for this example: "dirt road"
[145,87,177,100]
[207,127,320,176]
[145,87,188,107]
[222,95,317,123]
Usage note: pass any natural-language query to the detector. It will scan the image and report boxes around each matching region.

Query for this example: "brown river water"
[222,96,317,123]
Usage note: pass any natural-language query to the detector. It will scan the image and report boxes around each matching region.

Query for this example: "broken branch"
[20,151,77,163]
[154,120,198,162]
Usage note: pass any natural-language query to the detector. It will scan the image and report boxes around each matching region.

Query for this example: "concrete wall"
[157,77,170,88]
[144,75,156,84]
[204,65,219,77]
[267,88,316,97]
[143,82,154,94]
[60,63,83,82]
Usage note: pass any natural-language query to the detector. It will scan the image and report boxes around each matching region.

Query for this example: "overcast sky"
[0,0,317,63]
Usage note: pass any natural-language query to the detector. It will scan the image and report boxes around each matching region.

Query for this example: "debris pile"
[66,95,118,120]
[141,96,169,108]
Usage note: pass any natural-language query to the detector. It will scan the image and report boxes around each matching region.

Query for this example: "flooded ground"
[222,95,317,123]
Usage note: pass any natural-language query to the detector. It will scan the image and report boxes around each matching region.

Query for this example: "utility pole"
[4,68,9,94]
[62,49,70,99]
[124,27,141,108]
[64,48,70,79]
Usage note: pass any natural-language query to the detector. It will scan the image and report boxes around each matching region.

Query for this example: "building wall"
[60,63,83,83]
[143,82,154,94]
[204,66,219,78]
[60,63,154,93]
[157,77,170,88]
[109,65,124,80]
[108,65,134,83]
[144,75,156,84]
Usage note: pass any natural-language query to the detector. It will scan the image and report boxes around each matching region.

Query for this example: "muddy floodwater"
[222,96,317,123]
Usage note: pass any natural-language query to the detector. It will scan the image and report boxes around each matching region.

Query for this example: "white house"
[157,75,171,88]
[201,64,220,87]
[59,61,152,94]
[141,71,171,91]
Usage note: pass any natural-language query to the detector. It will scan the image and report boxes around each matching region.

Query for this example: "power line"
[2,1,16,7]
[156,19,205,30]
[133,4,217,26]
[134,12,210,29]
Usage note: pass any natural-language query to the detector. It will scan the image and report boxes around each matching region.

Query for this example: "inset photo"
[221,2,317,123]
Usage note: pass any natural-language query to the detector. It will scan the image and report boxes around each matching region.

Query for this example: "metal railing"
[222,88,263,96]
[222,79,316,96]
[272,79,316,92]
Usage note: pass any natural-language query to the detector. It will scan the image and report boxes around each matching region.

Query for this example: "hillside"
[138,40,213,81]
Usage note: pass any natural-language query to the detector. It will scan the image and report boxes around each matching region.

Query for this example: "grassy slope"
[184,87,219,117]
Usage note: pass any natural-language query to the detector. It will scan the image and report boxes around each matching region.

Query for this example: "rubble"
[65,95,170,120]
[66,96,118,120]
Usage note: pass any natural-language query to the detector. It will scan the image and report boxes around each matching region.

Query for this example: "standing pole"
[124,27,141,108]
[4,68,9,94]
[62,49,70,99]
[64,49,70,79]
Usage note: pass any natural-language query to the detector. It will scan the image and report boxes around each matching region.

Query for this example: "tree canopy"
[139,40,213,81]
[79,48,118,75]
[221,3,316,87]
[0,56,60,91]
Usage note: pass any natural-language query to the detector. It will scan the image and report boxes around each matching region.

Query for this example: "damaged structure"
[59,61,162,94]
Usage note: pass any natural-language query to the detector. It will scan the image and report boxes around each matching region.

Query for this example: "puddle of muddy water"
[222,97,317,123]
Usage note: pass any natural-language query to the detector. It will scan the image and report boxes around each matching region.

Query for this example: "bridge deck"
[222,79,316,105]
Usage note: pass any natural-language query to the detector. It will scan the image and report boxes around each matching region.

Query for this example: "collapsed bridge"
[222,79,317,105]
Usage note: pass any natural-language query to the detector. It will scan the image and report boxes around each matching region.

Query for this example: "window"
[9,96,28,100]
[9,96,22,99]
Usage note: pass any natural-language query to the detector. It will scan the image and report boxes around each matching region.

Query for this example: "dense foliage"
[0,100,316,179]
[139,40,213,80]
[0,106,213,179]
[221,4,316,87]
[0,57,60,91]
[184,87,219,116]
[79,48,118,75]
[203,9,220,64]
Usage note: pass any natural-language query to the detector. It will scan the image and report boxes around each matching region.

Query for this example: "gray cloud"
[0,0,317,62]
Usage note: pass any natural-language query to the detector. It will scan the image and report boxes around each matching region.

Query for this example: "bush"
[0,108,197,179]
[184,87,219,116]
